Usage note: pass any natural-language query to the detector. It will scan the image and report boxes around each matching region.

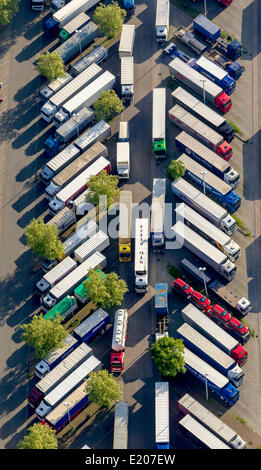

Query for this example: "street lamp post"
[204,0,207,17]
[204,373,209,400]
[75,29,82,58]
[73,112,80,137]
[199,267,208,298]
[200,170,207,195]
[200,79,207,104]
[64,402,72,430]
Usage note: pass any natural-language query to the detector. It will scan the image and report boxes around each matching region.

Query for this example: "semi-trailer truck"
[73,308,110,343]
[123,0,135,16]
[44,107,95,158]
[110,309,128,372]
[117,142,130,179]
[171,177,237,236]
[150,178,166,253]
[208,279,251,317]
[62,219,97,258]
[178,393,246,449]
[59,12,90,42]
[36,256,77,295]
[35,355,102,420]
[155,0,169,43]
[120,56,134,104]
[40,64,102,123]
[70,45,108,77]
[39,73,72,102]
[41,251,106,310]
[43,0,100,38]
[74,230,109,263]
[54,71,116,126]
[171,87,234,142]
[152,88,166,158]
[204,49,244,81]
[174,26,207,55]
[48,155,111,216]
[28,343,93,409]
[52,22,98,64]
[172,220,236,280]
[177,323,244,387]
[155,283,168,316]
[155,382,169,449]
[176,154,241,213]
[134,218,149,294]
[73,120,111,154]
[169,105,232,160]
[42,295,78,323]
[183,347,239,407]
[119,190,132,262]
[119,25,135,59]
[169,58,232,114]
[175,203,240,262]
[34,334,78,379]
[182,304,248,366]
[45,141,107,200]
[179,414,231,449]
[189,56,236,95]
[40,144,80,185]
[113,402,129,449]
[175,131,238,188]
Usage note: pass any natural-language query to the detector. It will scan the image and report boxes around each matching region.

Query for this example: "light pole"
[73,112,80,137]
[64,402,72,430]
[75,29,82,58]
[200,78,206,104]
[204,373,209,400]
[200,170,207,195]
[199,267,208,298]
[204,0,207,17]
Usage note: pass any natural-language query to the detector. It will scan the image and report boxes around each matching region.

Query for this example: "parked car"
[172,278,193,299]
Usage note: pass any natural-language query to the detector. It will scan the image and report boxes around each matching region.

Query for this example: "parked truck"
[54,22,98,64]
[70,45,108,77]
[59,12,90,42]
[134,218,149,294]
[155,0,169,43]
[150,178,166,253]
[172,220,236,280]
[113,402,129,449]
[176,154,241,213]
[169,58,232,114]
[43,0,100,38]
[179,414,230,449]
[74,269,105,303]
[34,334,78,379]
[42,295,78,323]
[155,283,168,316]
[174,26,208,55]
[54,71,116,126]
[169,105,232,160]
[73,307,110,343]
[175,132,238,188]
[36,256,77,295]
[183,347,239,407]
[74,230,109,263]
[155,382,169,449]
[44,107,95,158]
[122,0,135,16]
[110,309,128,372]
[117,142,130,179]
[208,279,251,317]
[171,177,237,236]
[40,64,102,123]
[177,323,244,387]
[172,88,234,142]
[39,73,72,102]
[120,56,134,104]
[189,56,236,95]
[28,343,92,409]
[119,190,132,262]
[178,393,246,449]
[48,155,111,216]
[41,251,106,310]
[205,49,244,81]
[31,0,45,12]
[45,141,107,200]
[181,303,248,366]
[62,219,97,258]
[152,88,166,158]
[175,203,240,262]
[118,25,135,59]
[35,355,102,420]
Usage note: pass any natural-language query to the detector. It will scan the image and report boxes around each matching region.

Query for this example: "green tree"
[83,269,128,310]
[21,314,67,359]
[35,51,66,82]
[17,423,58,449]
[94,89,124,122]
[150,336,186,377]
[0,0,20,25]
[85,370,122,407]
[93,1,126,39]
[86,169,120,209]
[168,159,186,181]
[25,218,64,260]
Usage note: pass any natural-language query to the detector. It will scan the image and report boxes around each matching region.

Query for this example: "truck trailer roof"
[55,106,94,141]
[62,12,89,35]
[155,0,170,26]
[184,347,229,389]
[45,380,87,427]
[113,401,129,449]
[150,178,166,234]
[152,88,166,140]
[119,25,135,55]
[73,307,109,340]
[179,414,230,449]
[52,0,91,23]
[196,56,228,81]
[121,56,134,85]
[155,382,169,444]
[45,144,80,173]
[35,334,78,374]
[75,120,111,153]
[119,190,132,241]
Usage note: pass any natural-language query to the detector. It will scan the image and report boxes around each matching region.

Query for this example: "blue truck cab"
[189,57,236,95]
[44,136,60,158]
[225,40,243,60]
[43,16,60,38]
[155,283,168,316]
[227,61,245,80]
[123,0,135,16]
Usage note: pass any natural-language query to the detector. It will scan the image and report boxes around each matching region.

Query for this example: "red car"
[223,317,251,344]
[190,290,211,311]
[208,304,232,323]
[172,278,193,299]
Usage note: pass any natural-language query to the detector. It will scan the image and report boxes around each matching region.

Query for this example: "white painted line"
[0,60,10,67]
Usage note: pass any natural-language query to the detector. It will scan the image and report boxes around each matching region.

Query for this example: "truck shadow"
[245,235,261,313]
[241,0,259,60]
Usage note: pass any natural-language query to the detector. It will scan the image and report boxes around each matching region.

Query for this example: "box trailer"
[120,56,134,104]
[39,73,73,102]
[119,190,132,262]
[155,382,169,449]
[74,268,105,303]
[110,309,128,372]
[53,21,99,64]
[150,178,166,253]
[190,55,236,95]
[113,402,129,449]
[36,256,77,294]
[119,25,135,59]
[42,295,78,324]
[74,120,111,154]
[134,218,149,294]
[34,334,79,379]
[40,144,80,185]
[74,230,109,263]
[155,283,168,316]
[179,414,231,449]
[152,88,166,158]
[59,12,90,42]
[73,308,110,343]
[116,142,130,180]
[70,45,108,77]
[62,219,97,257]
[155,0,169,43]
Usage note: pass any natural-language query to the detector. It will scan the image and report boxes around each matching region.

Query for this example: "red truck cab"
[216,141,233,160]
[231,344,248,366]
[27,388,44,409]
[191,291,211,311]
[172,278,193,299]
[110,351,125,372]
[224,317,251,344]
[218,0,233,6]
[215,92,232,113]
